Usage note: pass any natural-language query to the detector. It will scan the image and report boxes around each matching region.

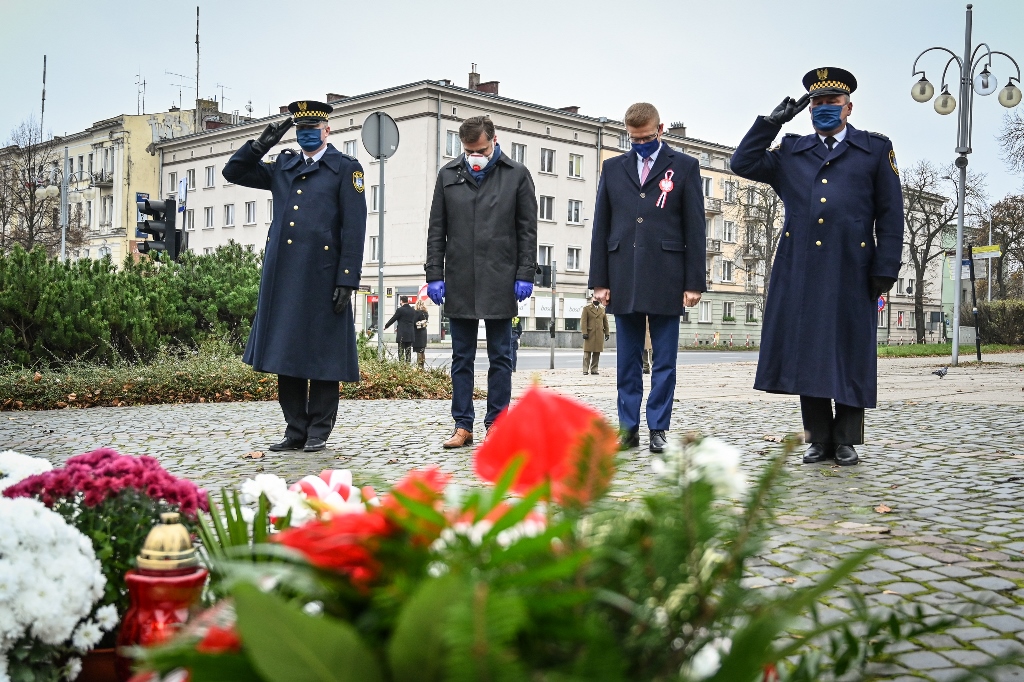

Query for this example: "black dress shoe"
[303,438,328,452]
[802,443,835,464]
[269,438,305,452]
[649,430,668,453]
[618,431,640,450]
[835,445,859,466]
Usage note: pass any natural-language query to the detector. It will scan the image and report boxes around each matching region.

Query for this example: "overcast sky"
[2,0,1022,202]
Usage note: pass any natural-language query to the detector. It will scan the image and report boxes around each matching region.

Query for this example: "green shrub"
[975,300,1024,345]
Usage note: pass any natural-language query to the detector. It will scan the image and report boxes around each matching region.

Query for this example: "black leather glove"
[332,286,355,314]
[869,276,897,301]
[582,334,589,340]
[605,335,610,342]
[765,94,810,126]
[251,118,294,157]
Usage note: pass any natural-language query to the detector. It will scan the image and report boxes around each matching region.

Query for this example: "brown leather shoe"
[442,427,473,449]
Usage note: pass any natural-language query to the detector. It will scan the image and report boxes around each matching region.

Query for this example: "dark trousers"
[616,313,679,434]
[511,338,520,371]
[278,374,339,442]
[398,342,412,363]
[449,318,513,430]
[800,396,865,446]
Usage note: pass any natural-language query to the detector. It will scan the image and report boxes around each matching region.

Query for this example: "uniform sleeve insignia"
[352,170,365,193]
[889,149,899,176]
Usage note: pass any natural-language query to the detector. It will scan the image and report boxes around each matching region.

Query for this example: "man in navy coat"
[589,102,706,453]
[730,68,904,466]
[223,100,367,453]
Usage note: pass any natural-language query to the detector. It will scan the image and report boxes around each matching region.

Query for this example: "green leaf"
[233,583,383,682]
[488,455,526,510]
[252,493,270,547]
[387,574,467,682]
[483,483,547,544]
[391,489,447,528]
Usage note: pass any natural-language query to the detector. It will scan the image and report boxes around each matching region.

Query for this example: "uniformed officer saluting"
[731,68,904,466]
[223,100,367,453]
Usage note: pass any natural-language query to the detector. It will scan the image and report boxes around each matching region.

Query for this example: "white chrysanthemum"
[653,436,747,499]
[239,475,316,524]
[686,637,731,681]
[71,621,102,650]
[64,657,82,681]
[94,605,118,632]
[0,451,52,491]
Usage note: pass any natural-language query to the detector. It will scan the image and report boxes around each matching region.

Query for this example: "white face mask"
[466,151,491,171]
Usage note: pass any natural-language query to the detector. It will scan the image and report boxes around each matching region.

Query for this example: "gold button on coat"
[297,190,302,194]
[815,240,822,246]
[293,205,298,210]
[822,179,828,184]
[820,197,826,203]
[301,176,306,180]
[785,232,790,237]
[287,239,292,244]
[818,218,824,224]
[344,269,349,274]
[637,217,643,223]
[860,242,866,247]
[289,221,295,226]
[324,245,329,251]
[640,193,646,198]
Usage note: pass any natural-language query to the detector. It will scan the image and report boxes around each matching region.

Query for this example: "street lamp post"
[32,145,91,261]
[910,3,1021,366]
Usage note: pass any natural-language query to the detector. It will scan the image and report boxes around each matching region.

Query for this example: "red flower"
[273,512,392,588]
[195,625,242,654]
[473,386,618,507]
[378,467,450,542]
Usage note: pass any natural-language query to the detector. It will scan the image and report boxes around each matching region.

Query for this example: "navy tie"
[824,136,836,152]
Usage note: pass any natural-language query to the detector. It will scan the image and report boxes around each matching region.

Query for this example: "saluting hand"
[333,286,354,314]
[765,94,810,126]
[251,117,294,157]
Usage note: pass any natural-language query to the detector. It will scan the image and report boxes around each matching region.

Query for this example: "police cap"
[802,67,857,98]
[287,100,333,126]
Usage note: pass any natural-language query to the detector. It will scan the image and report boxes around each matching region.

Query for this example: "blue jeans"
[615,313,679,434]
[449,318,513,430]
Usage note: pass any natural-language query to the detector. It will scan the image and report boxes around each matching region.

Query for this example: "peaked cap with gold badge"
[802,67,857,98]
[287,100,333,126]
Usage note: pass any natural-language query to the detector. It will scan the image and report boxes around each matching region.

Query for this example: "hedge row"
[0,243,260,367]
[974,300,1024,345]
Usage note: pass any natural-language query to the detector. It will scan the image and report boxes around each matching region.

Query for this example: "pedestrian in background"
[222,99,366,453]
[384,300,417,363]
[425,115,538,448]
[413,300,429,369]
[589,102,706,454]
[580,297,609,375]
[730,67,904,467]
[511,316,523,372]
[642,320,652,375]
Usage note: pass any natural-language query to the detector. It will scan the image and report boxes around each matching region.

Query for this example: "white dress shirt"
[817,126,848,147]
[302,144,328,163]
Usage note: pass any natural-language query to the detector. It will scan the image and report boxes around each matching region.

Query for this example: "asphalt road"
[422,348,759,371]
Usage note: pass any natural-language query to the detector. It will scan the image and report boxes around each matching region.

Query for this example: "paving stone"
[932,565,982,578]
[897,650,956,670]
[927,668,973,682]
[978,615,1024,633]
[974,638,1024,658]
[946,626,1001,642]
[967,576,1018,591]
[853,569,901,585]
[937,648,992,666]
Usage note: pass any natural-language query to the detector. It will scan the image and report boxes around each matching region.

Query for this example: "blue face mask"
[811,104,843,132]
[296,128,324,152]
[632,138,660,159]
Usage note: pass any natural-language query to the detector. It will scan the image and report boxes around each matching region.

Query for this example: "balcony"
[91,170,113,187]
[706,238,722,254]
[743,244,765,260]
[744,205,764,219]
[704,197,722,213]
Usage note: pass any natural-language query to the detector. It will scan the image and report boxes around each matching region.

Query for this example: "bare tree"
[975,194,1024,299]
[0,117,63,254]
[732,181,785,315]
[998,111,1024,176]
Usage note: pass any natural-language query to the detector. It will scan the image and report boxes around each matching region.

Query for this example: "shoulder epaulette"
[339,152,357,162]
[867,131,889,140]
[280,148,297,155]
[784,133,800,138]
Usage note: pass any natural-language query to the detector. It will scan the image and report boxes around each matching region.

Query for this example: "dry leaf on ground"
[874,504,892,513]
[780,577,797,584]
[242,451,265,460]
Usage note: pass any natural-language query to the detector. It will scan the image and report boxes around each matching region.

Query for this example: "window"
[205,166,215,188]
[185,209,195,231]
[168,172,177,196]
[700,152,711,167]
[538,196,555,221]
[186,169,196,190]
[203,247,214,255]
[445,131,462,157]
[724,181,737,203]
[103,148,111,172]
[909,310,917,329]
[224,204,235,227]
[245,201,256,225]
[267,199,273,222]
[722,261,734,282]
[371,186,383,212]
[369,235,379,262]
[510,143,526,163]
[723,301,734,320]
[723,221,736,243]
[567,199,583,224]
[568,154,583,178]
[81,248,90,259]
[567,247,581,271]
[204,207,214,228]
[618,132,629,149]
[906,279,914,295]
[896,278,904,294]
[77,155,84,175]
[896,311,905,328]
[699,300,712,322]
[877,309,887,328]
[343,140,357,156]
[746,187,756,204]
[538,245,552,266]
[701,177,712,197]
[540,148,555,174]
[86,200,93,228]
[746,303,757,322]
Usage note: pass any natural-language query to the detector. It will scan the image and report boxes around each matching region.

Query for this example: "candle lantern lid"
[137,512,199,571]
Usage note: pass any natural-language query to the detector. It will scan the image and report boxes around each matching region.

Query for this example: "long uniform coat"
[425,153,538,319]
[223,142,367,382]
[588,145,707,315]
[730,119,904,408]
[580,303,609,352]
[385,304,418,345]
[413,309,429,351]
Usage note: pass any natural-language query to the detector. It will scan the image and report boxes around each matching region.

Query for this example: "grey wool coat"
[425,153,538,319]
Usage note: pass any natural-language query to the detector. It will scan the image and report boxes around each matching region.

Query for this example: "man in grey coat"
[425,116,538,448]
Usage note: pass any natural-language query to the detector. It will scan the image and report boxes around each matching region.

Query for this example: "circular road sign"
[877,295,886,311]
[361,111,400,160]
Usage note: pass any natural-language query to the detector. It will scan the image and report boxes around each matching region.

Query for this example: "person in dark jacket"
[413,300,429,369]
[425,116,538,448]
[730,67,904,467]
[385,301,417,363]
[222,99,367,453]
[589,102,706,453]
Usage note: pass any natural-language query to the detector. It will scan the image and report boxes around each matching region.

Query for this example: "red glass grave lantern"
[115,513,207,681]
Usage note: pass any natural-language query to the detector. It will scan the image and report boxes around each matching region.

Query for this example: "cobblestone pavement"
[2,354,1023,680]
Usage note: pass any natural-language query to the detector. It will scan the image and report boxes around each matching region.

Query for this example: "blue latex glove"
[427,280,445,305]
[514,280,533,302]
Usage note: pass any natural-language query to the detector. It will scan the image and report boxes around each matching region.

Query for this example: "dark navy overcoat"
[223,142,367,382]
[731,118,904,408]
[588,145,707,315]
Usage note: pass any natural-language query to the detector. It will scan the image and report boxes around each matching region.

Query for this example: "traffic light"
[137,198,184,260]
[534,264,551,288]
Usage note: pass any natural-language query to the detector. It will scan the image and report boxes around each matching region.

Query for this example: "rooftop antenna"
[195,6,200,132]
[166,71,195,110]
[216,83,232,111]
[245,100,254,119]
[135,70,147,115]
[40,55,47,139]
